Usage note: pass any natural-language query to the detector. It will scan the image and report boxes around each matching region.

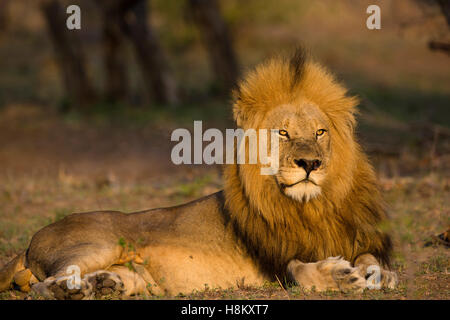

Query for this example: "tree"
[42,0,179,109]
[187,0,239,93]
[96,1,129,103]
[416,0,450,55]
[435,0,450,26]
[0,0,10,33]
[41,0,96,109]
[428,0,450,55]
[119,0,179,106]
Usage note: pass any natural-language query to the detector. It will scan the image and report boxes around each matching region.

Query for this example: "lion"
[0,48,397,299]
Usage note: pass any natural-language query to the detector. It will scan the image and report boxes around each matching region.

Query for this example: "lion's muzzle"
[293,158,322,176]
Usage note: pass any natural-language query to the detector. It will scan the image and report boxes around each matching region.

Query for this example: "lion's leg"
[27,242,162,299]
[32,265,164,299]
[287,257,366,292]
[107,264,163,296]
[106,266,148,296]
[353,253,397,289]
[28,247,126,299]
[31,262,164,299]
[13,269,38,292]
[11,253,102,294]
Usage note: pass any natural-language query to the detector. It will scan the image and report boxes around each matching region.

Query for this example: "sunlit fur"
[276,165,326,202]
[283,181,322,202]
[223,49,392,278]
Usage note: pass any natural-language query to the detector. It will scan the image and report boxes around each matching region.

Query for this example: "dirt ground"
[0,104,448,300]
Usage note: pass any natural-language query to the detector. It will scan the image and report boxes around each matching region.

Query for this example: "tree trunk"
[41,0,96,109]
[188,0,239,92]
[97,1,128,103]
[120,0,179,106]
[426,0,450,55]
[436,0,450,27]
[0,0,10,32]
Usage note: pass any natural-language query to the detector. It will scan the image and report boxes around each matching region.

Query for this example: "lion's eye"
[316,129,326,137]
[279,129,289,137]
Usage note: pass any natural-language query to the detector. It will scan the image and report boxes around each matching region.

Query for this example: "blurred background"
[0,0,448,299]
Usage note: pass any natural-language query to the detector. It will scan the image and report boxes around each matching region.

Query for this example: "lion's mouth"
[280,178,318,189]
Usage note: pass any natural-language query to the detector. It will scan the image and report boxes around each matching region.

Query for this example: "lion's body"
[10,192,264,295]
[0,49,395,298]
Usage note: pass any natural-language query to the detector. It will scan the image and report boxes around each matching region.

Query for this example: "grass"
[357,84,450,127]
[59,99,233,130]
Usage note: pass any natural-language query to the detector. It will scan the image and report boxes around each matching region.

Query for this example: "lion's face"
[264,102,331,202]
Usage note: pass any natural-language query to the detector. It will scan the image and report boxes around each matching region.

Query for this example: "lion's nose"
[294,159,321,175]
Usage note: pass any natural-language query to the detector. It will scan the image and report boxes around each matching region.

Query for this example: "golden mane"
[223,49,392,279]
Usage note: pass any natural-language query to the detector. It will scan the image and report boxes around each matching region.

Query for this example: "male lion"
[0,49,397,299]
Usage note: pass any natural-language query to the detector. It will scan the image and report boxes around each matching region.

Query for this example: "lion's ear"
[326,95,359,137]
[343,95,359,134]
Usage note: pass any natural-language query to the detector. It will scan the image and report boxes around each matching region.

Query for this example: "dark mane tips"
[289,47,308,89]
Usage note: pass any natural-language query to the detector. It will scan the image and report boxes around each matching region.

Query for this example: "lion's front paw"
[381,269,398,289]
[331,260,366,293]
[288,256,366,293]
[363,267,398,290]
[354,253,398,290]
